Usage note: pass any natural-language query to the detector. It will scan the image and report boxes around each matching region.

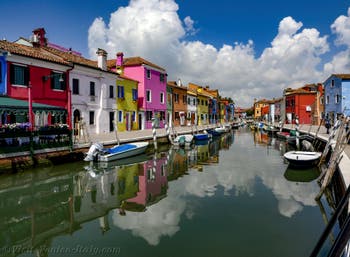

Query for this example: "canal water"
[0,128,332,257]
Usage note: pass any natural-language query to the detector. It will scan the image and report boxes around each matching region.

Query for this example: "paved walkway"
[75,124,217,147]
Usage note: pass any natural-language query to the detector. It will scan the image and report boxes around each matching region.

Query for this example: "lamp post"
[28,81,34,131]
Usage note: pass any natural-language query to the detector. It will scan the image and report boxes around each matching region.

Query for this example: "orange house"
[167,81,188,126]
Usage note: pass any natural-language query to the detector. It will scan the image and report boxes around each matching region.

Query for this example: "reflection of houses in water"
[73,164,120,231]
[254,131,269,145]
[0,169,74,256]
[220,132,234,150]
[123,154,168,211]
[167,147,189,181]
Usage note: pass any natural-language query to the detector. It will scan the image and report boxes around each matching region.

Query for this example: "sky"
[1,0,350,107]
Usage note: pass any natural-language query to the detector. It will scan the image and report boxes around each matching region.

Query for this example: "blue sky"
[1,0,350,107]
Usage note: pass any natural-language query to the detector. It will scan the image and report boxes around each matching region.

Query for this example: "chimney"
[96,48,107,71]
[32,28,47,47]
[116,52,124,67]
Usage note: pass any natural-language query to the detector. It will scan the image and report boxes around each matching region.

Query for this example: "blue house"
[0,53,6,95]
[324,74,350,124]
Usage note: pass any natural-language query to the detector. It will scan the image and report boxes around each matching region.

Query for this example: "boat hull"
[85,142,149,162]
[284,151,322,168]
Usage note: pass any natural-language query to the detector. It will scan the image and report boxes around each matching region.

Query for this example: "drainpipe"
[65,63,74,150]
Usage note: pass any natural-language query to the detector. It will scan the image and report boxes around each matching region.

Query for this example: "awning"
[0,96,66,115]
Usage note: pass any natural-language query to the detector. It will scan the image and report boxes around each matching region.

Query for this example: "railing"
[0,128,72,155]
[310,184,350,257]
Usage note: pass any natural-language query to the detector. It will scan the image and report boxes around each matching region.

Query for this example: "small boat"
[283,151,322,168]
[214,126,227,134]
[207,128,221,137]
[173,134,194,147]
[276,131,290,140]
[84,141,149,162]
[193,131,211,141]
[232,122,241,129]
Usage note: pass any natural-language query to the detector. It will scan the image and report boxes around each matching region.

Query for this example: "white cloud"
[323,7,350,75]
[88,0,349,107]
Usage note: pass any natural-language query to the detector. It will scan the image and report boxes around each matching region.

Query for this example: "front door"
[138,113,142,130]
[109,112,114,132]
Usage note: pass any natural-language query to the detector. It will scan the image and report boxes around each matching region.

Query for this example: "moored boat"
[173,134,194,147]
[84,141,149,162]
[283,151,322,168]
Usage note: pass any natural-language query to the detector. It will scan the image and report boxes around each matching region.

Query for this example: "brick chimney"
[116,52,124,67]
[32,28,47,47]
[96,48,107,71]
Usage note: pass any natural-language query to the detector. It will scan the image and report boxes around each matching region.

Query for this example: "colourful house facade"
[116,75,139,131]
[116,53,167,129]
[284,86,318,124]
[324,74,350,123]
[188,83,211,125]
[167,80,187,126]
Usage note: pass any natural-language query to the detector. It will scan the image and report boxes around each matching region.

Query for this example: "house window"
[132,111,137,122]
[146,111,153,121]
[335,94,340,104]
[205,100,208,106]
[132,88,138,101]
[160,92,164,104]
[89,111,95,125]
[193,99,196,106]
[331,79,335,88]
[72,78,79,94]
[146,90,152,102]
[146,69,151,79]
[197,99,200,105]
[90,82,95,96]
[51,72,65,90]
[160,73,165,82]
[118,110,123,122]
[174,93,179,103]
[187,97,191,105]
[183,95,186,104]
[201,100,204,105]
[109,85,114,98]
[326,95,329,104]
[117,85,125,98]
[10,64,29,86]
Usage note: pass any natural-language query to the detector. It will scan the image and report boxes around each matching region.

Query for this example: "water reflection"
[0,130,324,256]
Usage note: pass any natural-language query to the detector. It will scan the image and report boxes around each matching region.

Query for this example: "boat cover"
[107,144,137,154]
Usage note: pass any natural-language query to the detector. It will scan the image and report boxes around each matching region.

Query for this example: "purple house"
[116,53,167,129]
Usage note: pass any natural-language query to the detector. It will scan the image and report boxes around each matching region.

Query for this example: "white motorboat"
[173,134,194,147]
[84,141,149,162]
[283,151,322,168]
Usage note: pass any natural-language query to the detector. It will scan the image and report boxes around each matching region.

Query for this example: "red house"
[284,85,320,124]
[0,28,72,128]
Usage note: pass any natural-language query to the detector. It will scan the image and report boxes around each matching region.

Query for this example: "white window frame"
[326,95,329,104]
[146,90,152,102]
[160,92,164,104]
[146,69,151,79]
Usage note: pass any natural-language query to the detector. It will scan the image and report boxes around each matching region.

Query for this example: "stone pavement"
[76,124,217,147]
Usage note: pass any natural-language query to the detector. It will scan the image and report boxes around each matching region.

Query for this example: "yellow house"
[254,99,269,120]
[188,83,212,125]
[116,74,139,131]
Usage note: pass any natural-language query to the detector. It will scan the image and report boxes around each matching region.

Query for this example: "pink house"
[126,156,168,208]
[116,53,167,129]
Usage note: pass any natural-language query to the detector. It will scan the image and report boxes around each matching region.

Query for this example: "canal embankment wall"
[0,124,217,171]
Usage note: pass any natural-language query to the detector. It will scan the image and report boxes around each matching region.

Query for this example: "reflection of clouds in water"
[113,135,320,245]
[278,198,303,218]
[113,196,186,246]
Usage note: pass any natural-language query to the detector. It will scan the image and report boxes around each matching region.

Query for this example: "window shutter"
[24,66,30,86]
[10,64,15,84]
